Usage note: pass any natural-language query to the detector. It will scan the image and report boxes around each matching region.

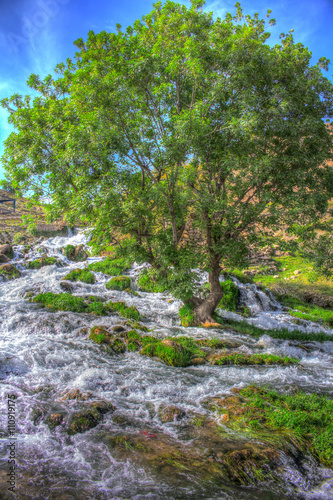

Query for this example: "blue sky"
[0,0,333,179]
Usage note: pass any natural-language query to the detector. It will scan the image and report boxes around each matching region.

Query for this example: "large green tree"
[2,0,333,324]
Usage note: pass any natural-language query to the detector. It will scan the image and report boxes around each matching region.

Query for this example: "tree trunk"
[193,261,223,326]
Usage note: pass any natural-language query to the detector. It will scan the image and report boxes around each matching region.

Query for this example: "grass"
[31,292,141,319]
[26,257,59,269]
[209,352,298,366]
[64,268,96,284]
[106,276,131,291]
[218,279,239,311]
[231,385,333,467]
[179,304,195,327]
[213,314,333,343]
[87,257,129,276]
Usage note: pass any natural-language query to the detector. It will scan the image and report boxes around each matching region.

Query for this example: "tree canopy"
[2,0,333,324]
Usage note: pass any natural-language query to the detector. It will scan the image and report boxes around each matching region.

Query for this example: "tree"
[2,0,333,324]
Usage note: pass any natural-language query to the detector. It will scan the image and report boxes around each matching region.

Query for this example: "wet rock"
[68,401,115,434]
[0,254,10,263]
[46,413,64,430]
[112,325,126,333]
[191,357,206,365]
[60,389,91,401]
[59,280,75,293]
[158,404,186,423]
[62,244,88,262]
[0,243,13,258]
[23,282,51,299]
[0,263,21,280]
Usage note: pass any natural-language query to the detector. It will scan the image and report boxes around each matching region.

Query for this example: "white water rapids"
[1,231,333,499]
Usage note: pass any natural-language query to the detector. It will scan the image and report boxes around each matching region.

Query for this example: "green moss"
[225,385,333,468]
[106,276,131,291]
[0,264,21,280]
[64,268,96,284]
[127,341,140,351]
[127,330,141,340]
[140,336,205,367]
[87,256,129,276]
[89,326,109,343]
[213,314,333,343]
[208,352,298,366]
[137,268,168,293]
[62,244,75,259]
[26,257,59,269]
[105,301,141,320]
[218,279,239,311]
[179,303,195,327]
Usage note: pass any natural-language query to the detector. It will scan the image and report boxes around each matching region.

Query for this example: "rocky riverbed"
[0,231,333,500]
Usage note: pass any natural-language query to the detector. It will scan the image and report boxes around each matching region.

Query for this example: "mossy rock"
[0,254,10,264]
[87,256,129,275]
[106,276,131,291]
[63,268,95,284]
[68,401,115,434]
[89,326,111,344]
[158,405,186,423]
[62,244,88,262]
[46,413,64,430]
[207,352,298,366]
[60,389,91,401]
[0,263,21,280]
[26,257,61,270]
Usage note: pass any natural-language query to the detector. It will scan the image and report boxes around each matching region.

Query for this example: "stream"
[1,231,333,500]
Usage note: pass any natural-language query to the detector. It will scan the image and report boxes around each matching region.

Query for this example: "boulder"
[59,281,75,293]
[0,244,13,258]
[62,244,88,262]
[0,254,10,264]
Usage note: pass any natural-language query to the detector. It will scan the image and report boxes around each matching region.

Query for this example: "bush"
[137,268,168,293]
[87,257,129,276]
[179,304,195,327]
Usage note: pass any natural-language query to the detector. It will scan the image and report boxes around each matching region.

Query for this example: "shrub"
[218,279,239,311]
[137,268,168,293]
[87,256,129,276]
[179,303,195,326]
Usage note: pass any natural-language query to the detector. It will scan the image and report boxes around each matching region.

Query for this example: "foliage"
[106,276,131,291]
[2,0,333,322]
[62,245,75,259]
[137,268,168,293]
[105,301,141,320]
[64,268,96,284]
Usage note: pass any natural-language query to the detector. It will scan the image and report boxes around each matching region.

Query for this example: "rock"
[0,254,10,263]
[158,404,186,423]
[191,357,206,365]
[59,280,75,293]
[74,245,88,262]
[0,244,13,258]
[293,270,301,275]
[46,413,64,430]
[112,325,126,333]
[68,401,115,434]
[60,389,91,401]
[0,263,21,280]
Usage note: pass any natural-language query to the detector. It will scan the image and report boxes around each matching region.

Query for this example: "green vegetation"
[179,304,195,327]
[62,244,75,259]
[26,256,59,269]
[31,292,141,319]
[209,352,298,366]
[137,268,168,293]
[220,385,333,467]
[63,268,96,284]
[105,301,140,320]
[218,279,239,311]
[214,315,333,343]
[0,263,21,280]
[87,257,129,276]
[106,276,131,291]
[68,401,114,434]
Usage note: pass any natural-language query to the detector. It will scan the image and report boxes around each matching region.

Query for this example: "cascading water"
[1,232,333,499]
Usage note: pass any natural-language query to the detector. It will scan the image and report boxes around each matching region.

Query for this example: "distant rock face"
[0,244,13,258]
